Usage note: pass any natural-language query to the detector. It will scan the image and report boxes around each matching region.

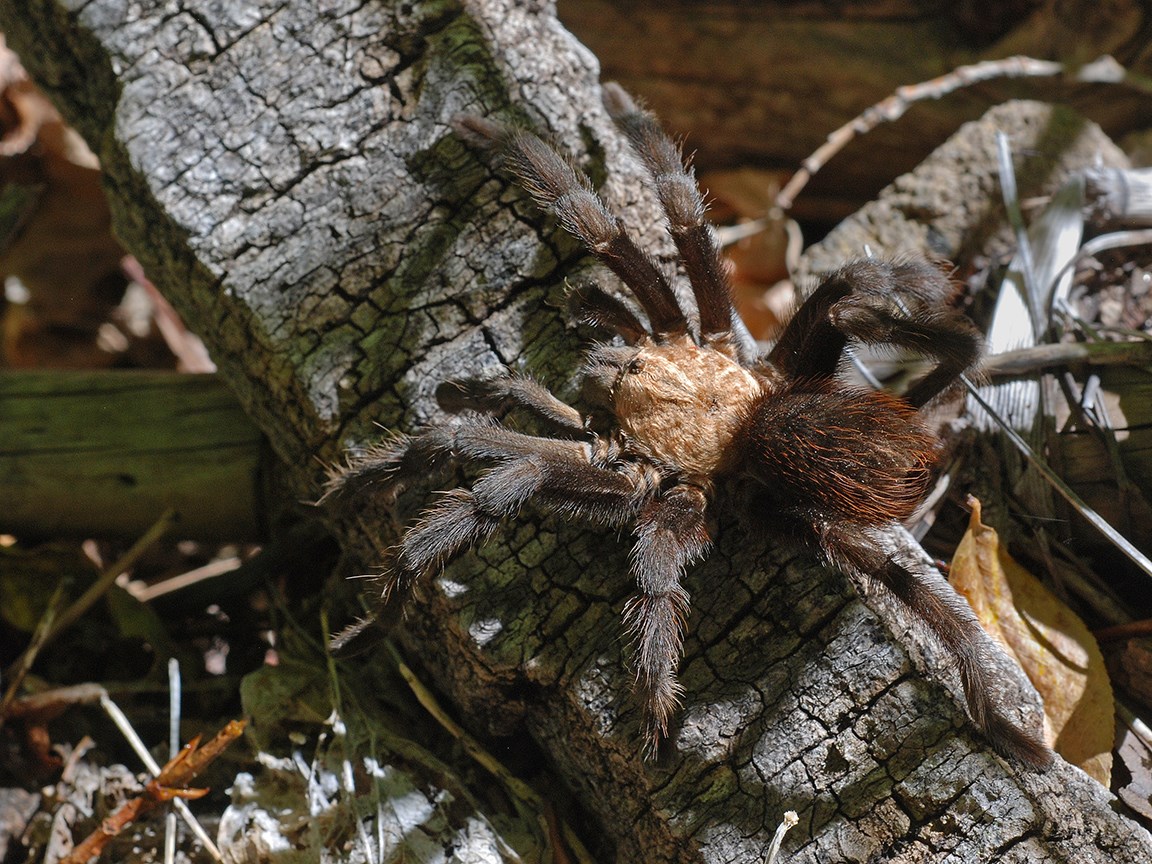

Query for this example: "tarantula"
[327,83,1053,770]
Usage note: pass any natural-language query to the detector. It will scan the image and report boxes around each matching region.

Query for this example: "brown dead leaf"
[950,496,1114,782]
[0,36,176,369]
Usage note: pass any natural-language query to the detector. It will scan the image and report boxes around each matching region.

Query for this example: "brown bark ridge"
[4,1,1151,862]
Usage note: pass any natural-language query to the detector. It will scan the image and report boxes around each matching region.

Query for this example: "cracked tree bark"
[4,0,1152,861]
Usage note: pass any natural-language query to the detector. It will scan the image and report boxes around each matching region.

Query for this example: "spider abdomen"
[744,385,937,525]
[611,337,764,477]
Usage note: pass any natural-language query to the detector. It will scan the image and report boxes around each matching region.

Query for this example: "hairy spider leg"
[435,375,587,435]
[601,83,756,363]
[565,282,648,344]
[330,419,605,503]
[323,427,457,506]
[623,482,711,752]
[376,426,657,598]
[497,127,690,341]
[358,415,710,751]
[767,259,982,406]
[456,114,687,341]
[818,523,1055,769]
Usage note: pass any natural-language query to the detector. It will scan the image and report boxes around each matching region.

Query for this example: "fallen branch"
[58,719,245,864]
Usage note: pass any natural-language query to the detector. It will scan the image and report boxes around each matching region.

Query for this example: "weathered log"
[4,1,1150,861]
[0,370,263,540]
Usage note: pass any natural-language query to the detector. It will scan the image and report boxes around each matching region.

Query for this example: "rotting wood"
[0,370,263,540]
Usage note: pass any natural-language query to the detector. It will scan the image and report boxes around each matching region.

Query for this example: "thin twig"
[1044,228,1152,303]
[60,716,243,864]
[165,658,181,864]
[45,508,178,646]
[99,692,223,860]
[1117,701,1152,751]
[775,56,1077,212]
[739,54,1142,223]
[764,810,798,864]
[963,378,1152,582]
[0,578,69,729]
[130,555,241,602]
[983,340,1152,376]
[1093,619,1152,642]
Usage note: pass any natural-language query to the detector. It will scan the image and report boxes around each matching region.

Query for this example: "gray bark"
[4,1,1151,861]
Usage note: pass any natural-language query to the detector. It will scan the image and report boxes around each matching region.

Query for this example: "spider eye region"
[611,340,763,477]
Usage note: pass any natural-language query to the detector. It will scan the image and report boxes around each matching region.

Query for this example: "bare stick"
[99,691,224,860]
[774,55,1139,213]
[45,508,177,646]
[764,811,798,864]
[983,339,1152,377]
[165,658,182,864]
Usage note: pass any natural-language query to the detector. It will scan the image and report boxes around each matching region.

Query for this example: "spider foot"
[625,590,690,755]
[323,431,417,506]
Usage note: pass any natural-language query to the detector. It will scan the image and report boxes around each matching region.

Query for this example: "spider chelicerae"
[327,83,1053,770]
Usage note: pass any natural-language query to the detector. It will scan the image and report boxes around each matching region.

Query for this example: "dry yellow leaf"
[950,496,1114,782]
